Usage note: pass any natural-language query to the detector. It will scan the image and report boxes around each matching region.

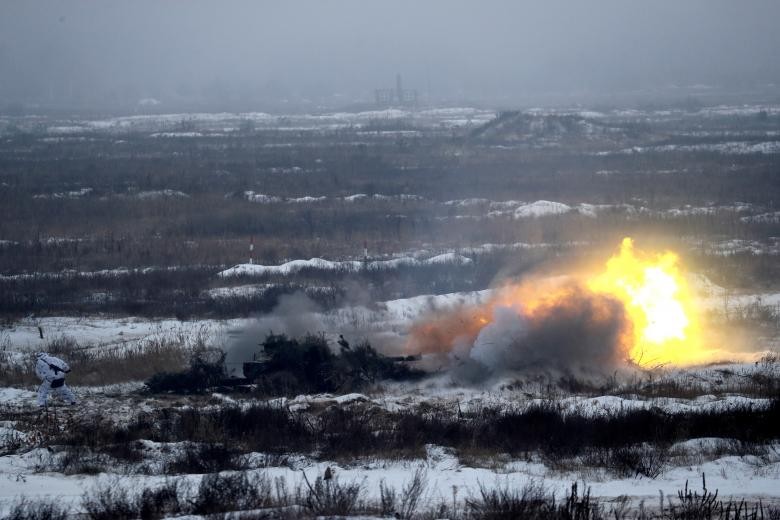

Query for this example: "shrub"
[5,497,68,520]
[397,466,428,519]
[82,480,138,520]
[301,473,363,517]
[145,350,225,393]
[607,444,667,479]
[53,444,110,475]
[466,480,555,519]
[165,442,244,474]
[467,481,601,520]
[137,480,184,520]
[192,472,272,515]
[375,467,427,519]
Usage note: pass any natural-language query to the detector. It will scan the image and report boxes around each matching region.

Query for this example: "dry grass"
[0,335,191,387]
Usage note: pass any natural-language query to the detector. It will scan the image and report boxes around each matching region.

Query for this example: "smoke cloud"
[223,292,326,376]
[223,278,634,383]
[408,280,632,382]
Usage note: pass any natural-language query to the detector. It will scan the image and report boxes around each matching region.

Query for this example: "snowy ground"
[0,107,497,139]
[5,103,779,139]
[1,276,778,515]
[1,377,779,516]
[0,444,779,516]
[1,273,776,358]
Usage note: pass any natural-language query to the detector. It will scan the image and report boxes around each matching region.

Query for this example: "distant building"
[375,74,418,108]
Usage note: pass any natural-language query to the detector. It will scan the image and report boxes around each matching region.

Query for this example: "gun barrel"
[387,354,422,362]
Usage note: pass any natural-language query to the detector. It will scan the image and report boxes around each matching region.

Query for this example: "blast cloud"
[224,280,633,383]
[223,292,326,377]
[412,281,632,382]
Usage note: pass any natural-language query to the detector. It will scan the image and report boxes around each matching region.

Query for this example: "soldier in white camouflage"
[35,352,77,407]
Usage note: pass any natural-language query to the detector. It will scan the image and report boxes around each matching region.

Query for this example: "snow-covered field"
[1,275,779,516]
[1,360,779,516]
[0,107,497,139]
[2,102,780,516]
[0,438,778,517]
[2,272,776,354]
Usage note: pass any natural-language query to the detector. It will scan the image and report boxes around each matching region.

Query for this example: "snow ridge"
[218,254,473,277]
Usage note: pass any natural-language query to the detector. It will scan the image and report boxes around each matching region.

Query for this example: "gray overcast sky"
[1,0,779,110]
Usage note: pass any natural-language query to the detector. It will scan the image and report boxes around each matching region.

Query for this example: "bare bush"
[377,466,427,519]
[379,479,397,517]
[144,349,225,394]
[192,471,273,516]
[164,441,244,474]
[4,497,68,520]
[398,466,428,519]
[136,479,185,520]
[82,479,138,520]
[301,472,363,517]
[8,473,780,519]
[467,480,557,519]
[467,481,603,520]
[39,397,780,467]
[53,444,111,475]
[604,444,667,479]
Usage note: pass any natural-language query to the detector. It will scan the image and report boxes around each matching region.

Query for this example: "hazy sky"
[2,1,779,110]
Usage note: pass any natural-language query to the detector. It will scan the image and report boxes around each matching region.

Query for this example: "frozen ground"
[0,107,497,138]
[0,441,779,516]
[1,371,779,516]
[218,253,472,278]
[1,275,778,515]
[1,273,776,356]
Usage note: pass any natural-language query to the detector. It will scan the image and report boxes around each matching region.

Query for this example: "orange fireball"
[405,237,715,368]
[587,237,704,366]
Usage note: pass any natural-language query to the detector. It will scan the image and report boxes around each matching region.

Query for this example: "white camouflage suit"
[35,353,76,406]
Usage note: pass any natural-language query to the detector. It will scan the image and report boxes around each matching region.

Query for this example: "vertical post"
[249,236,254,265]
[363,240,368,262]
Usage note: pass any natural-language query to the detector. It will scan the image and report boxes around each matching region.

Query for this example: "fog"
[2,0,779,111]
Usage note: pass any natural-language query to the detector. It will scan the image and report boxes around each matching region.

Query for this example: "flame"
[587,237,704,366]
[405,237,718,368]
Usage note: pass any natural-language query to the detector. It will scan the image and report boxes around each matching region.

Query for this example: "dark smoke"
[436,282,632,382]
[498,288,630,372]
[223,292,325,377]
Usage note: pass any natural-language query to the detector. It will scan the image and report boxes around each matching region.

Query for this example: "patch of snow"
[444,198,491,207]
[33,188,93,199]
[288,196,327,203]
[150,131,203,138]
[513,200,572,218]
[425,253,472,265]
[218,254,472,278]
[46,125,87,135]
[135,189,189,199]
[244,191,281,203]
[205,284,274,299]
[700,238,780,256]
[0,388,38,405]
[488,200,525,210]
[137,98,161,107]
[742,212,780,224]
[343,193,368,202]
[608,141,780,155]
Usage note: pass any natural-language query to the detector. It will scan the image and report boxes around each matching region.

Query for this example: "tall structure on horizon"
[375,73,418,108]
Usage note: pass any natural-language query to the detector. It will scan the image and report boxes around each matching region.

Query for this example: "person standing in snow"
[35,352,77,407]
